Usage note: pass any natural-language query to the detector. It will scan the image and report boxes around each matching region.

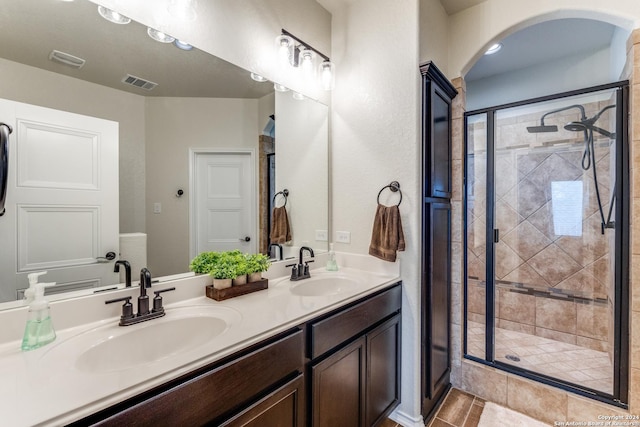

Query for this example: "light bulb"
[275,35,294,67]
[274,83,289,92]
[300,48,315,78]
[319,61,335,91]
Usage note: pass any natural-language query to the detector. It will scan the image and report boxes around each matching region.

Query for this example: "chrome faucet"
[287,246,315,281]
[105,268,175,326]
[113,260,131,287]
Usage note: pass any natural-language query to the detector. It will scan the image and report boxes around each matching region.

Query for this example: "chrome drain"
[505,354,521,362]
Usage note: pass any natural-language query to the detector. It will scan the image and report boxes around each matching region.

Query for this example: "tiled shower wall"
[466,101,616,351]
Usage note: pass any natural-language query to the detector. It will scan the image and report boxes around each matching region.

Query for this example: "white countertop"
[0,254,400,426]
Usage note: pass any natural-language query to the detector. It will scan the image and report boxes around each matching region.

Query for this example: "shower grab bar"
[0,122,12,217]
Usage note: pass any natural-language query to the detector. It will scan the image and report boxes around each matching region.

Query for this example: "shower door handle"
[493,229,500,243]
[0,122,13,217]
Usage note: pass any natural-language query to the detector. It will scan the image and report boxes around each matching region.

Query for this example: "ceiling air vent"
[49,50,86,69]
[122,74,158,91]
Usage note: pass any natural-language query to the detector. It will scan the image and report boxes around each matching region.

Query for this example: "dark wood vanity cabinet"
[73,284,401,427]
[308,284,402,427]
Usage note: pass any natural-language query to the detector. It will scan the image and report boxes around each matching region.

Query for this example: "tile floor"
[380,389,483,427]
[427,388,485,427]
[466,321,613,393]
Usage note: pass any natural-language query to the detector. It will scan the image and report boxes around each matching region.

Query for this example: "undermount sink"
[285,274,365,297]
[42,305,242,374]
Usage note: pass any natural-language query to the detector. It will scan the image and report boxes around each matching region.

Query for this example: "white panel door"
[0,98,119,301]
[193,152,255,255]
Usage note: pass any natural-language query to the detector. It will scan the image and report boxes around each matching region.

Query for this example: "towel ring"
[273,189,289,208]
[377,181,402,206]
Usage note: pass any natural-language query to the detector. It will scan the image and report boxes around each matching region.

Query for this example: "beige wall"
[0,57,146,234]
[144,97,259,277]
[419,0,449,74]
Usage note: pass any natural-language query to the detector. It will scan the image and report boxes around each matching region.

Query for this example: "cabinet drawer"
[309,284,401,359]
[92,329,304,426]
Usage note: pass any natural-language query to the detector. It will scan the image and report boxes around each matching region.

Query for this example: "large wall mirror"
[0,0,329,304]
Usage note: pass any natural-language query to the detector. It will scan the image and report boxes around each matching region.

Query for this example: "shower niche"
[463,83,629,406]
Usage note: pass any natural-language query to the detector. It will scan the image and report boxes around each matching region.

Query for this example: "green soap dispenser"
[21,271,56,351]
[326,243,339,271]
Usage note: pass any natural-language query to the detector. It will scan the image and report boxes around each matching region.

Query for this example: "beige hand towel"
[369,204,405,262]
[270,206,292,244]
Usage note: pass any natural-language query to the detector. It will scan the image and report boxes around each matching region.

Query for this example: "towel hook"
[273,189,289,208]
[377,181,402,206]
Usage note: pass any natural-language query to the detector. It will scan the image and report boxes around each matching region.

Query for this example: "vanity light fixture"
[250,73,268,82]
[97,5,131,25]
[484,43,503,55]
[147,27,175,43]
[276,29,335,91]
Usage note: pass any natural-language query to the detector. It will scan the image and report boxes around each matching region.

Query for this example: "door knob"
[97,251,117,262]
[239,236,251,242]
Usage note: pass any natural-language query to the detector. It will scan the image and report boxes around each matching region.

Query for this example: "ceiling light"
[250,73,268,82]
[292,92,305,101]
[49,50,85,69]
[484,43,502,55]
[274,83,289,92]
[147,27,175,43]
[98,5,131,25]
[174,40,193,51]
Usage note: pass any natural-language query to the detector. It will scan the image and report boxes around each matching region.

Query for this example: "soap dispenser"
[21,271,56,351]
[326,243,339,271]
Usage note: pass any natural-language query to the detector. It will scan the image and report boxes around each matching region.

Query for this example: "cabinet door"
[311,336,366,427]
[428,85,452,198]
[366,315,401,427]
[422,202,451,416]
[220,374,305,427]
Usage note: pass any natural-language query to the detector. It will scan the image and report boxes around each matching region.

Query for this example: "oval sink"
[43,305,242,374]
[288,274,365,297]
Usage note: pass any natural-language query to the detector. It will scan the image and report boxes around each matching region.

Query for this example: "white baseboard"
[389,409,425,427]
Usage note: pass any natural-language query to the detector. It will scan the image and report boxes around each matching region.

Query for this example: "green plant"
[189,251,220,274]
[246,253,271,273]
[210,259,237,280]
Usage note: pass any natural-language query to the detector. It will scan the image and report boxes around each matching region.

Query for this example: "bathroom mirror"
[0,0,329,304]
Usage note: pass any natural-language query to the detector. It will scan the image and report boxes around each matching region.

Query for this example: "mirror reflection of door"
[191,151,256,256]
[0,98,119,302]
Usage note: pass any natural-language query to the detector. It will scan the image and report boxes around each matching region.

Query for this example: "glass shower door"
[492,89,619,394]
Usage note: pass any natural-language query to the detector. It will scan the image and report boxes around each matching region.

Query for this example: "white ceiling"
[464,18,620,81]
[0,0,274,98]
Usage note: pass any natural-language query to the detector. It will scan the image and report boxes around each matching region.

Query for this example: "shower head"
[564,121,587,132]
[527,124,559,133]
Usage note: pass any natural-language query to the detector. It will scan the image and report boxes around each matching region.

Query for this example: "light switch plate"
[336,231,351,244]
[153,202,161,214]
[315,230,328,241]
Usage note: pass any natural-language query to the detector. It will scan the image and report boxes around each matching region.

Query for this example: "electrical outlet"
[336,231,351,244]
[153,202,161,214]
[315,230,328,241]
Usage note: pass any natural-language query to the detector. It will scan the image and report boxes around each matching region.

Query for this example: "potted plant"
[189,251,220,274]
[232,253,250,286]
[210,260,236,289]
[246,253,271,282]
